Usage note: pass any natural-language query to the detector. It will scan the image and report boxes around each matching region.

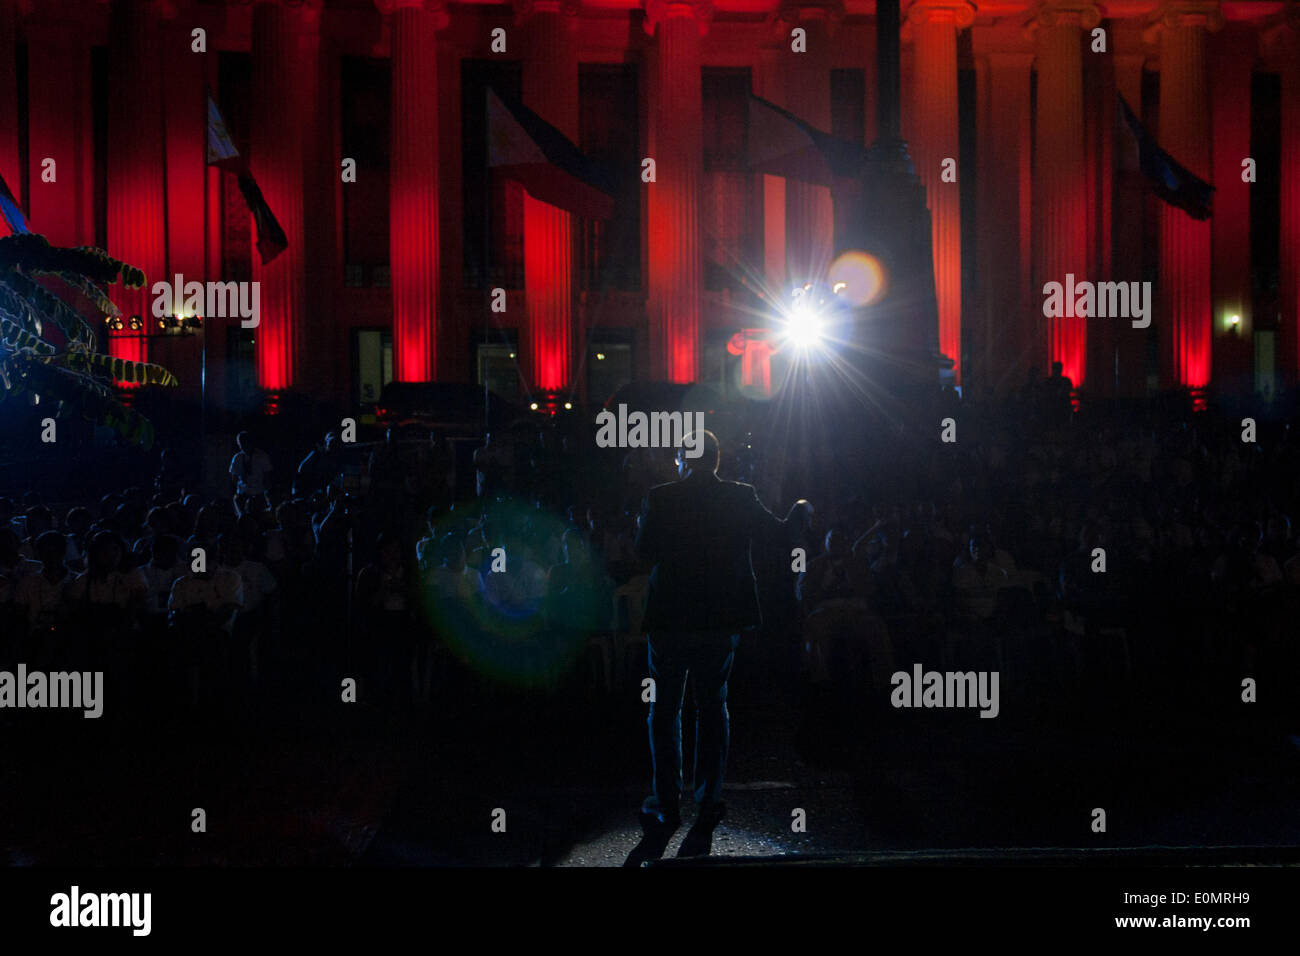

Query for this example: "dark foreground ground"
[3,634,1300,867]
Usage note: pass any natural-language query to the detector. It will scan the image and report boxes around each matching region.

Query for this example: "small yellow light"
[596,352,605,361]
[530,402,539,411]
[1229,314,1241,327]
[564,402,572,410]
[509,352,516,359]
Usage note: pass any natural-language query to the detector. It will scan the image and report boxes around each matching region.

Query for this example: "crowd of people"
[2,383,1299,729]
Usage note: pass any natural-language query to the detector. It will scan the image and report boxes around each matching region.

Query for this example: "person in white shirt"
[65,531,146,616]
[169,535,245,708]
[139,534,183,618]
[14,531,74,666]
[229,431,273,498]
[952,531,1010,623]
[0,527,39,601]
[169,552,244,629]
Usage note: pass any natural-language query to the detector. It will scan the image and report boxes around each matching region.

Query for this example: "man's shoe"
[676,803,726,859]
[623,809,681,867]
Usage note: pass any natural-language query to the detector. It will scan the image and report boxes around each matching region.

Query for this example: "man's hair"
[685,430,720,473]
[34,530,66,564]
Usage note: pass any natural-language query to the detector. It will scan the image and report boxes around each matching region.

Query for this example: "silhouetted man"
[626,430,811,865]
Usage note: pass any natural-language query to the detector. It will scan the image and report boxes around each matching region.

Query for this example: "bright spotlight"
[783,298,824,349]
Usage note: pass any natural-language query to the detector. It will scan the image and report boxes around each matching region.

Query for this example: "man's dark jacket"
[635,469,791,632]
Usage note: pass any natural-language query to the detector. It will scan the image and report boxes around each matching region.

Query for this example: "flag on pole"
[746,94,868,187]
[1117,94,1213,221]
[485,88,616,220]
[0,171,29,235]
[207,92,289,263]
[206,93,242,169]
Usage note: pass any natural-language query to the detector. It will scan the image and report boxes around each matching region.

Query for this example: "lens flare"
[828,251,887,308]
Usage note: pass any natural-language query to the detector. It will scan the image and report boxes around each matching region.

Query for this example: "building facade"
[1,0,1297,412]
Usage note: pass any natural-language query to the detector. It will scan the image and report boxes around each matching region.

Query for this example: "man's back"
[637,470,785,632]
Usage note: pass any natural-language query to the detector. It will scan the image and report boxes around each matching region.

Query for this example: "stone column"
[775,1,839,284]
[518,0,578,392]
[1148,0,1221,393]
[1028,0,1098,388]
[644,0,709,383]
[974,49,1033,393]
[250,0,320,395]
[380,0,449,383]
[907,0,972,385]
[0,0,19,209]
[107,0,170,366]
[1112,51,1148,396]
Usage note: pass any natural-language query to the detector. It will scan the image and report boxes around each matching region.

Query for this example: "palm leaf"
[81,350,178,387]
[56,273,122,318]
[0,234,146,288]
[5,271,96,346]
[0,315,56,354]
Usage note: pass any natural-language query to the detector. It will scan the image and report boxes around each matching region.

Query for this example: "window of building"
[1250,71,1280,301]
[462,60,524,290]
[579,64,640,291]
[354,329,393,406]
[587,333,634,406]
[341,56,391,287]
[225,327,258,411]
[474,329,521,402]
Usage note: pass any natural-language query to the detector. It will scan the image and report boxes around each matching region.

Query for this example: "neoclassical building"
[0,0,1296,411]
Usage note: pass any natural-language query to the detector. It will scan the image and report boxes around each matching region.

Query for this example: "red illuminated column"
[776,2,839,284]
[0,0,19,209]
[907,0,972,385]
[381,0,449,383]
[250,0,319,394]
[519,0,578,392]
[1112,52,1147,397]
[23,9,94,251]
[1268,10,1300,386]
[1029,1,1098,389]
[157,12,208,399]
[1149,1,1221,392]
[106,0,170,366]
[974,48,1033,393]
[644,0,709,383]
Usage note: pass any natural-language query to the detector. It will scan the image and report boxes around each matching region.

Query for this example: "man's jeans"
[645,630,740,820]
